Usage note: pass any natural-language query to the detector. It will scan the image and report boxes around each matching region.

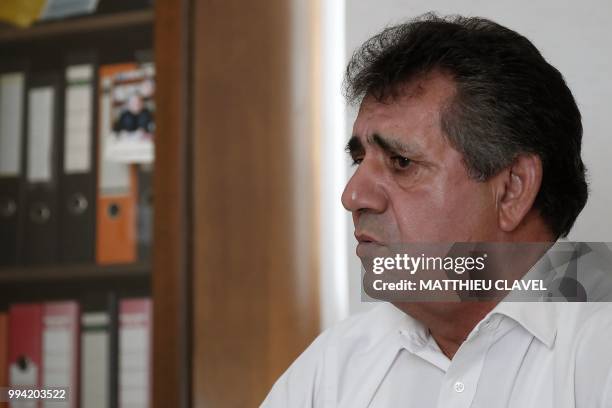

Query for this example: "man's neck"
[394,301,497,359]
[392,229,556,359]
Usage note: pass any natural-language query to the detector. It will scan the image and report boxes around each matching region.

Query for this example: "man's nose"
[341,160,387,214]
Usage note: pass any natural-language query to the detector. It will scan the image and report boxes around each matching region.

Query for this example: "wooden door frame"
[152,0,194,407]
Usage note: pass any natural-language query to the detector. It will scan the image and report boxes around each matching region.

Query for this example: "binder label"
[0,73,24,177]
[27,87,55,183]
[64,64,93,174]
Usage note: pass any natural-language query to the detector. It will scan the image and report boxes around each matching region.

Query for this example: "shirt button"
[454,381,465,393]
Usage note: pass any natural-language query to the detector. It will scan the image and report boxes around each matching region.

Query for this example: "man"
[262,13,612,407]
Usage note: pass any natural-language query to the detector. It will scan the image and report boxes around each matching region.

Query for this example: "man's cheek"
[394,202,439,241]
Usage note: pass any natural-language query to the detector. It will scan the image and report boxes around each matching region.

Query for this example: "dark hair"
[344,13,588,238]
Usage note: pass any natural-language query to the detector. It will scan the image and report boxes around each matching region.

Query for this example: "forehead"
[353,72,456,143]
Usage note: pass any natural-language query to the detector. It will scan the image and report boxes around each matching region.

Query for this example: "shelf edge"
[0,9,154,44]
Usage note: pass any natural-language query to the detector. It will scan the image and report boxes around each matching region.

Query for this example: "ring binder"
[59,53,98,264]
[22,71,61,265]
[0,66,26,266]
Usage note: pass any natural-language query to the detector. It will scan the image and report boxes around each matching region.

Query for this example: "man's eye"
[351,157,363,166]
[391,155,411,170]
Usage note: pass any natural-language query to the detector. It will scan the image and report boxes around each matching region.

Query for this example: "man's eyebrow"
[346,133,423,157]
[345,136,364,154]
[370,133,421,156]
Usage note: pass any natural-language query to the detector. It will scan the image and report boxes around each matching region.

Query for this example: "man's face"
[342,73,499,259]
[128,95,144,114]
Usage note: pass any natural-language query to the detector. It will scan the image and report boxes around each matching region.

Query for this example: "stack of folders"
[0,297,152,408]
[0,56,155,267]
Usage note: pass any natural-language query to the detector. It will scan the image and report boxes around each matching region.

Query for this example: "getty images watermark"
[360,242,612,302]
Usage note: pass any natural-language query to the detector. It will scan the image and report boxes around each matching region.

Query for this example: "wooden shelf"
[0,9,153,45]
[0,262,151,284]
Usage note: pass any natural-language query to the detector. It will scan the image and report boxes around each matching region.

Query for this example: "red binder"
[119,298,152,408]
[8,304,43,395]
[42,302,80,408]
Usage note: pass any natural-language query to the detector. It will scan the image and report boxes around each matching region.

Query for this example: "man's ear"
[495,154,543,232]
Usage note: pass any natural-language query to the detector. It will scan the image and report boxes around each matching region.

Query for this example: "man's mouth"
[354,232,386,258]
[354,232,381,244]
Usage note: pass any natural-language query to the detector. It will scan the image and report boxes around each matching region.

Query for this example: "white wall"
[317,0,350,329]
[344,0,612,316]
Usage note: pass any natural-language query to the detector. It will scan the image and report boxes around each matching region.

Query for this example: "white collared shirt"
[261,301,612,407]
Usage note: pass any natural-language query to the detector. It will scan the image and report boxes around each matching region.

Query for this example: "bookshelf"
[1,0,324,407]
[0,4,154,278]
[0,1,156,408]
[0,263,151,311]
[0,262,150,284]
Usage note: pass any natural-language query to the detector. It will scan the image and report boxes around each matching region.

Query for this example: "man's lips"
[355,235,386,258]
[354,232,383,245]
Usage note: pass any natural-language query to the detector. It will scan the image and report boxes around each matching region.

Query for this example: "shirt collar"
[384,298,558,350]
[484,239,569,348]
[389,300,557,350]
[384,297,558,352]
[382,240,566,352]
[375,303,429,350]
[490,301,557,348]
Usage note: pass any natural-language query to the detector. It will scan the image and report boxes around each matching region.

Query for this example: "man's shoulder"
[284,302,405,371]
[562,302,612,352]
[320,303,406,348]
[260,303,404,407]
[555,302,612,336]
[561,303,612,405]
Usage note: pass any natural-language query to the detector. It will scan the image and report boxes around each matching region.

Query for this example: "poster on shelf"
[103,63,155,164]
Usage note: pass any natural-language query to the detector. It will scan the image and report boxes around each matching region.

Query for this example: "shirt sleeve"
[260,328,331,408]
